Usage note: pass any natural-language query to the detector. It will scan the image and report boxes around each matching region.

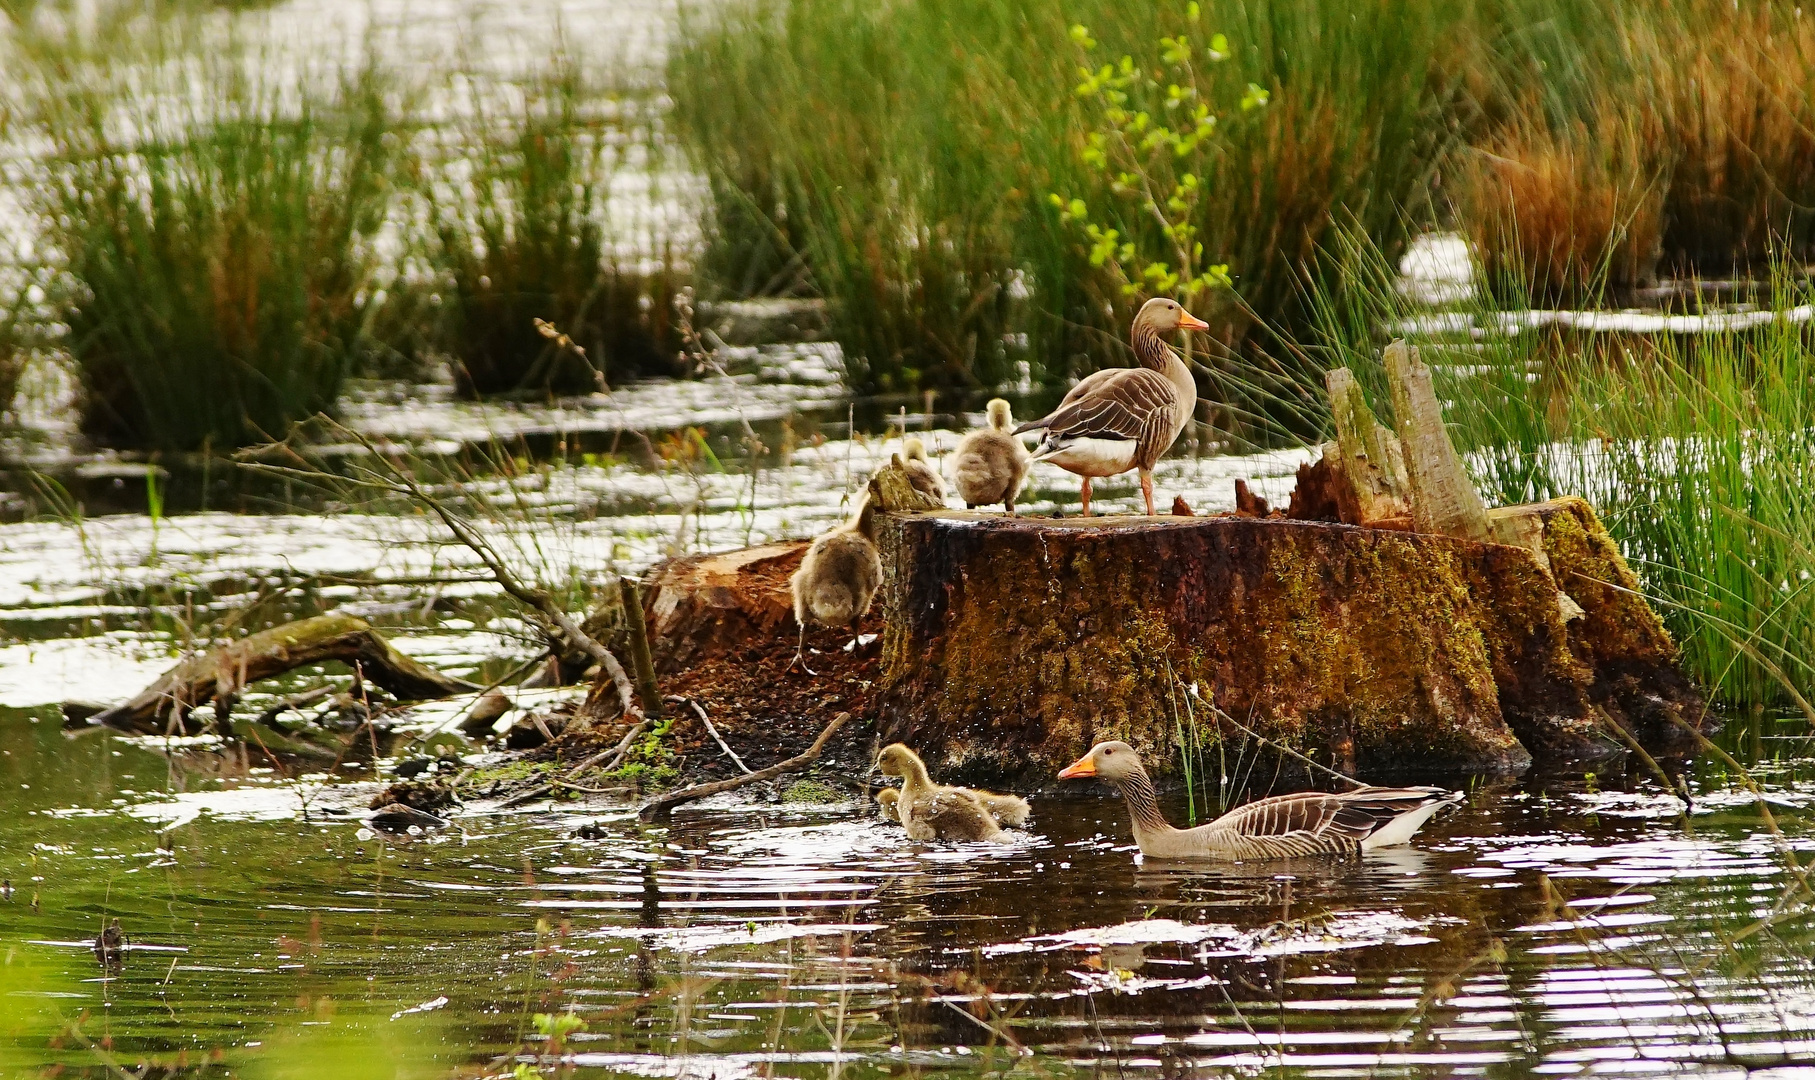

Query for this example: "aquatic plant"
[668,0,1461,427]
[420,48,681,397]
[11,22,401,451]
[1461,0,1815,296]
[1311,232,1815,715]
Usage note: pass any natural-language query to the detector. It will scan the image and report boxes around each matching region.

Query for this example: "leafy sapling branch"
[1050,4,1268,306]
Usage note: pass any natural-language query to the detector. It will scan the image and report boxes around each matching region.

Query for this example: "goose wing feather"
[1026,369,1179,446]
[1208,786,1456,844]
[1016,368,1176,442]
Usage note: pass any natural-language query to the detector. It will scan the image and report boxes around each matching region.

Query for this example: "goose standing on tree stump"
[1059,741,1462,860]
[788,493,882,675]
[1015,297,1208,516]
[951,398,1032,514]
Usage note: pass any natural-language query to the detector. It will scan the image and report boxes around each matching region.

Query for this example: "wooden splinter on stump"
[1325,366,1411,527]
[1385,340,1490,542]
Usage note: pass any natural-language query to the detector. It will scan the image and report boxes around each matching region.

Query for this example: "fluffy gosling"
[951,398,1031,514]
[788,494,882,675]
[901,438,946,503]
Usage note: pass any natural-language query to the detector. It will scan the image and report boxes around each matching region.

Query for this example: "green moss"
[779,779,842,803]
[1540,498,1678,663]
[457,758,550,794]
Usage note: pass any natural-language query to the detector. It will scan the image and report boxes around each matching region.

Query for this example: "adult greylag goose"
[1014,297,1208,516]
[901,438,946,503]
[788,493,882,675]
[951,398,1032,514]
[1058,741,1462,860]
[875,743,1029,841]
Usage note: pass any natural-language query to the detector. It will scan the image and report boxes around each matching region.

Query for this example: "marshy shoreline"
[7,0,1815,1075]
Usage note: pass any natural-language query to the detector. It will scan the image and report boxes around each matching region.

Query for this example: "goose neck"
[896,755,934,797]
[1132,324,1177,372]
[1114,765,1176,836]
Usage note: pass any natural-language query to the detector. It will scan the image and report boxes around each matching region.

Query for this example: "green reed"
[668,0,1463,429]
[8,17,402,451]
[1311,230,1815,715]
[418,47,682,397]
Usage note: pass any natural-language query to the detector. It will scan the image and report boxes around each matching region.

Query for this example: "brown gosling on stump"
[874,743,1028,842]
[1058,741,1462,860]
[952,398,1032,514]
[1014,297,1208,516]
[788,494,882,675]
[901,437,946,503]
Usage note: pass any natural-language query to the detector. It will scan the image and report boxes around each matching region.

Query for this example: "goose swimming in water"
[1059,741,1463,860]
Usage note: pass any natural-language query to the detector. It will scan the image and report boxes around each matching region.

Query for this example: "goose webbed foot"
[787,626,820,676]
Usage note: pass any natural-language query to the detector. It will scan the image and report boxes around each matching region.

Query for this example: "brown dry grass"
[1458,107,1666,303]
[1461,0,1815,297]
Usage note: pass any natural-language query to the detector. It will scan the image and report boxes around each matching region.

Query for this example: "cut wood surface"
[872,500,1704,783]
[87,612,480,734]
[641,542,808,672]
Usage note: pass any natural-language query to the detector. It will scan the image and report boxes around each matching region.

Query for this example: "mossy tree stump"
[873,497,1703,785]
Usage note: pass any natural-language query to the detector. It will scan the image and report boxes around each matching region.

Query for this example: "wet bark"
[872,499,1704,785]
[84,612,479,735]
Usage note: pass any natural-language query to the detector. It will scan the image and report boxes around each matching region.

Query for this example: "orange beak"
[1057,753,1097,779]
[1179,311,1211,333]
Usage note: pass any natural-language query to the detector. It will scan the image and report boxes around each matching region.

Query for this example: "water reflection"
[6,708,1813,1075]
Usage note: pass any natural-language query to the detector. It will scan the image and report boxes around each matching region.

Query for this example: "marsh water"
[6,3,1815,1071]
[4,345,1815,1077]
[5,699,1815,1078]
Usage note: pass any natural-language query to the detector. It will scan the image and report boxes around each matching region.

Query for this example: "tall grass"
[10,22,401,450]
[1461,0,1815,297]
[669,0,1466,425]
[1312,231,1815,714]
[421,49,682,397]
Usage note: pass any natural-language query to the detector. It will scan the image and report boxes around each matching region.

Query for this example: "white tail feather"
[1360,792,1463,850]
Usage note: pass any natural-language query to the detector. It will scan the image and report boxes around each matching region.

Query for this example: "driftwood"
[86,613,479,735]
[636,711,852,821]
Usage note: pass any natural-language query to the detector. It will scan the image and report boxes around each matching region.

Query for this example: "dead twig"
[1200,698,1368,790]
[251,421,640,722]
[681,697,751,774]
[637,712,853,822]
[619,577,664,723]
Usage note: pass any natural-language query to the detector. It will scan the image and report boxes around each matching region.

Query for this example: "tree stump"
[873,498,1704,785]
[641,542,807,673]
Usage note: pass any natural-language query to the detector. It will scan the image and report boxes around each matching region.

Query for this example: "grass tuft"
[11,21,402,450]
[421,48,682,397]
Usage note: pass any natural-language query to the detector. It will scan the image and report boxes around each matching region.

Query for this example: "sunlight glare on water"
[2,713,1815,1076]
